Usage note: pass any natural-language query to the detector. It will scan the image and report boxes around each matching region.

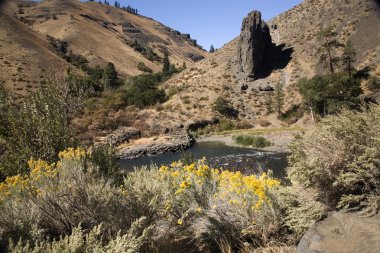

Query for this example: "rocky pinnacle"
[237,11,272,80]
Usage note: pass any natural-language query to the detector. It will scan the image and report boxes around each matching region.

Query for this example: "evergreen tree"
[273,82,285,115]
[102,62,118,89]
[298,73,362,119]
[316,26,342,74]
[162,52,170,74]
[209,45,215,53]
[342,40,356,77]
[169,64,176,74]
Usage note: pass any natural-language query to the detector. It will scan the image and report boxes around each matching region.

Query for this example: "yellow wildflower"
[179,180,191,189]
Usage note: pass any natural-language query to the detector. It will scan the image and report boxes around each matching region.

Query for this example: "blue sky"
[113,0,304,50]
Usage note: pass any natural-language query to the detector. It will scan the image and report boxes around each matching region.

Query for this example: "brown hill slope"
[157,0,380,129]
[18,0,207,74]
[0,0,207,94]
[0,0,69,99]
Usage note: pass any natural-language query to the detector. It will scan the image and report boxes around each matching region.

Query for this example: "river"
[119,141,288,179]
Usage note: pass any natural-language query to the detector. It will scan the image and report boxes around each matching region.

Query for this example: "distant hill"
[0,0,207,98]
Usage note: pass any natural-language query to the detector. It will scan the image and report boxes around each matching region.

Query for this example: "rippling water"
[119,141,288,179]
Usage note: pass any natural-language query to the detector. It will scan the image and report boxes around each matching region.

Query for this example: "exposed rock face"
[237,11,272,79]
[298,212,380,253]
[184,52,205,62]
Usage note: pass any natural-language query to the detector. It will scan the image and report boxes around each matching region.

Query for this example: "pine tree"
[162,52,170,74]
[209,45,215,53]
[316,26,342,74]
[342,40,356,77]
[169,64,176,74]
[102,62,118,89]
[273,82,285,115]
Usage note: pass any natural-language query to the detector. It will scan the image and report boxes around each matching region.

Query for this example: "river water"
[119,141,288,179]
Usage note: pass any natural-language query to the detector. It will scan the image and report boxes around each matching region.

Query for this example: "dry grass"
[217,126,305,136]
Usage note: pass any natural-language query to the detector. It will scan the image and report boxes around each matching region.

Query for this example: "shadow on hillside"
[355,66,371,80]
[256,43,294,80]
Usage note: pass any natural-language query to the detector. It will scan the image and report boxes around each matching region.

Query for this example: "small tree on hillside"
[162,52,170,74]
[209,45,215,53]
[213,97,238,119]
[316,26,341,74]
[342,40,356,77]
[102,62,118,89]
[273,82,285,115]
[0,80,8,138]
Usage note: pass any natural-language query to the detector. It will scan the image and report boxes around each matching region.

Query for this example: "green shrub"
[213,97,238,118]
[192,119,252,137]
[278,105,304,124]
[297,72,362,116]
[0,81,7,139]
[0,78,80,180]
[234,135,272,148]
[8,218,153,253]
[285,105,380,234]
[137,62,153,73]
[121,73,167,108]
[90,144,119,180]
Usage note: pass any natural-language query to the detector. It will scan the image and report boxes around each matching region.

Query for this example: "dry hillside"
[0,0,207,96]
[0,0,69,99]
[1,0,380,137]
[157,0,380,129]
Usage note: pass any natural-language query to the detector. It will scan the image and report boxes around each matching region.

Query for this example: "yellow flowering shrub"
[158,159,280,227]
[0,148,89,204]
[58,147,88,161]
[0,150,285,252]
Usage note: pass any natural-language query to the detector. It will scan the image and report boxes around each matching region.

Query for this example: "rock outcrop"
[298,212,380,253]
[237,11,272,80]
[116,134,195,159]
[97,127,141,146]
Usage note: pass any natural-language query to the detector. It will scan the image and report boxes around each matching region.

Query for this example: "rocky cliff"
[237,11,272,80]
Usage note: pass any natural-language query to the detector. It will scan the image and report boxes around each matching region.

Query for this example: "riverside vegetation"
[0,47,379,251]
[0,77,379,251]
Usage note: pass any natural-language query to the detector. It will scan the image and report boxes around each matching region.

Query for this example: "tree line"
[88,0,139,15]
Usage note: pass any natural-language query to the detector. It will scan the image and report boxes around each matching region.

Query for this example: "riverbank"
[115,133,195,159]
[112,127,305,160]
[197,127,305,153]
